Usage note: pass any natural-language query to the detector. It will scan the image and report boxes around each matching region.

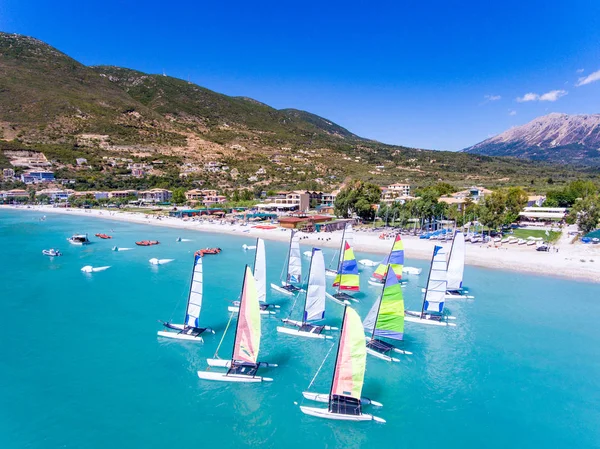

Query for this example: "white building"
[138,189,172,203]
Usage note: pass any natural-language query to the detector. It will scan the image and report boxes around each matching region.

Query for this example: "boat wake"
[149,258,175,265]
[81,265,111,273]
[112,246,133,251]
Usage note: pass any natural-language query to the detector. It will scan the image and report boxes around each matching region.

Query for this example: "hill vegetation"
[1,32,599,194]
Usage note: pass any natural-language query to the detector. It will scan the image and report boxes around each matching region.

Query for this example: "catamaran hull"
[206,359,278,368]
[325,292,356,305]
[366,347,400,362]
[156,331,203,342]
[197,371,272,382]
[300,406,384,423]
[302,392,383,407]
[404,312,456,327]
[284,319,337,331]
[270,283,296,296]
[420,288,474,299]
[276,326,333,339]
[227,306,275,315]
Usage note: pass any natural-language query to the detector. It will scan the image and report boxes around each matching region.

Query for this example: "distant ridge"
[463,113,600,166]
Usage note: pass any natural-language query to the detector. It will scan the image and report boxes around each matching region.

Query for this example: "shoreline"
[3,204,600,284]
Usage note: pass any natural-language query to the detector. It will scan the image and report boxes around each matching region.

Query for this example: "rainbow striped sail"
[331,307,366,400]
[363,266,404,340]
[333,242,360,291]
[373,235,404,280]
[232,266,261,364]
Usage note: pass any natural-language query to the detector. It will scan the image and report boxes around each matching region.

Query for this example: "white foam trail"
[242,244,256,250]
[81,265,111,273]
[180,239,193,242]
[112,246,133,251]
[149,258,174,265]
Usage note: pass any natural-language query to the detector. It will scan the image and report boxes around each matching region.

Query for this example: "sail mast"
[335,225,347,270]
[370,265,389,341]
[252,237,259,273]
[230,265,248,362]
[420,249,436,318]
[281,230,294,282]
[446,231,456,270]
[302,249,315,324]
[328,305,347,411]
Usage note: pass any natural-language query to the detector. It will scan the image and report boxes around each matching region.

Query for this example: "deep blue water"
[1,209,599,449]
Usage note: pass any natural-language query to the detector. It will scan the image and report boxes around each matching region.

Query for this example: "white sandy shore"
[4,204,600,283]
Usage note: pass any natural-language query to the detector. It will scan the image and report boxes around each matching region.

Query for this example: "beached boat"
[157,252,214,341]
[405,245,456,327]
[42,248,61,257]
[229,238,278,315]
[327,241,360,305]
[270,230,302,296]
[278,248,336,339]
[300,306,385,423]
[363,265,411,361]
[67,234,90,245]
[368,235,408,286]
[199,265,274,382]
[517,239,526,245]
[325,224,354,277]
[136,240,160,246]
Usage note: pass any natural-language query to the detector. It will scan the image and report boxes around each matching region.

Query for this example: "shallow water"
[1,209,599,449]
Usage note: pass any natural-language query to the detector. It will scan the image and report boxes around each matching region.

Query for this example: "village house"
[20,171,55,184]
[36,188,75,201]
[108,190,138,199]
[138,188,172,203]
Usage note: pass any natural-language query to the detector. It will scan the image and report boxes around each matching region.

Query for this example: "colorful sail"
[373,235,404,280]
[363,266,404,340]
[288,233,302,283]
[446,231,465,290]
[184,253,203,327]
[423,246,447,314]
[333,242,359,291]
[254,238,267,303]
[331,307,366,400]
[337,224,354,266]
[304,248,326,322]
[232,266,261,364]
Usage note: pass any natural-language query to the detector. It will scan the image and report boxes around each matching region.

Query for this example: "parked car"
[536,245,550,252]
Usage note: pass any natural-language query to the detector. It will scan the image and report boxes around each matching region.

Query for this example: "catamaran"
[420,231,473,299]
[300,306,385,423]
[445,231,473,299]
[368,235,407,287]
[327,241,360,305]
[405,246,456,327]
[198,265,275,382]
[277,248,337,339]
[271,230,303,296]
[325,224,354,277]
[157,252,215,341]
[229,238,279,315]
[363,265,411,361]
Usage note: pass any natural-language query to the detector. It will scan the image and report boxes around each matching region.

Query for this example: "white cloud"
[576,69,600,86]
[539,90,568,101]
[516,92,539,102]
[576,68,585,74]
[508,110,517,116]
[484,94,501,101]
[516,90,567,102]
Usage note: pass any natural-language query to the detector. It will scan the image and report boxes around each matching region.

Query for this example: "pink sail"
[232,266,261,364]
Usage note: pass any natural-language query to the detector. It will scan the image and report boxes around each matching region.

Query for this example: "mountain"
[463,113,600,166]
[0,32,596,192]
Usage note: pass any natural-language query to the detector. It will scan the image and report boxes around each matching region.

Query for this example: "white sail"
[363,297,379,336]
[254,239,267,303]
[446,232,465,290]
[423,246,447,314]
[185,254,203,327]
[304,249,326,322]
[288,233,302,283]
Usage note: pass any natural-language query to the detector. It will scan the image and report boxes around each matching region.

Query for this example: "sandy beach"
[4,204,599,283]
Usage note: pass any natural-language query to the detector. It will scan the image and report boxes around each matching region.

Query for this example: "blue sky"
[1,0,599,150]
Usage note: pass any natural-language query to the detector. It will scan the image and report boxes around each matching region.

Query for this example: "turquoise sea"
[1,209,599,449]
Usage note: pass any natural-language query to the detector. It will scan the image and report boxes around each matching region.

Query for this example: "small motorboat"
[517,239,526,245]
[67,234,91,245]
[95,233,112,239]
[195,248,222,257]
[42,249,61,257]
[136,240,160,246]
